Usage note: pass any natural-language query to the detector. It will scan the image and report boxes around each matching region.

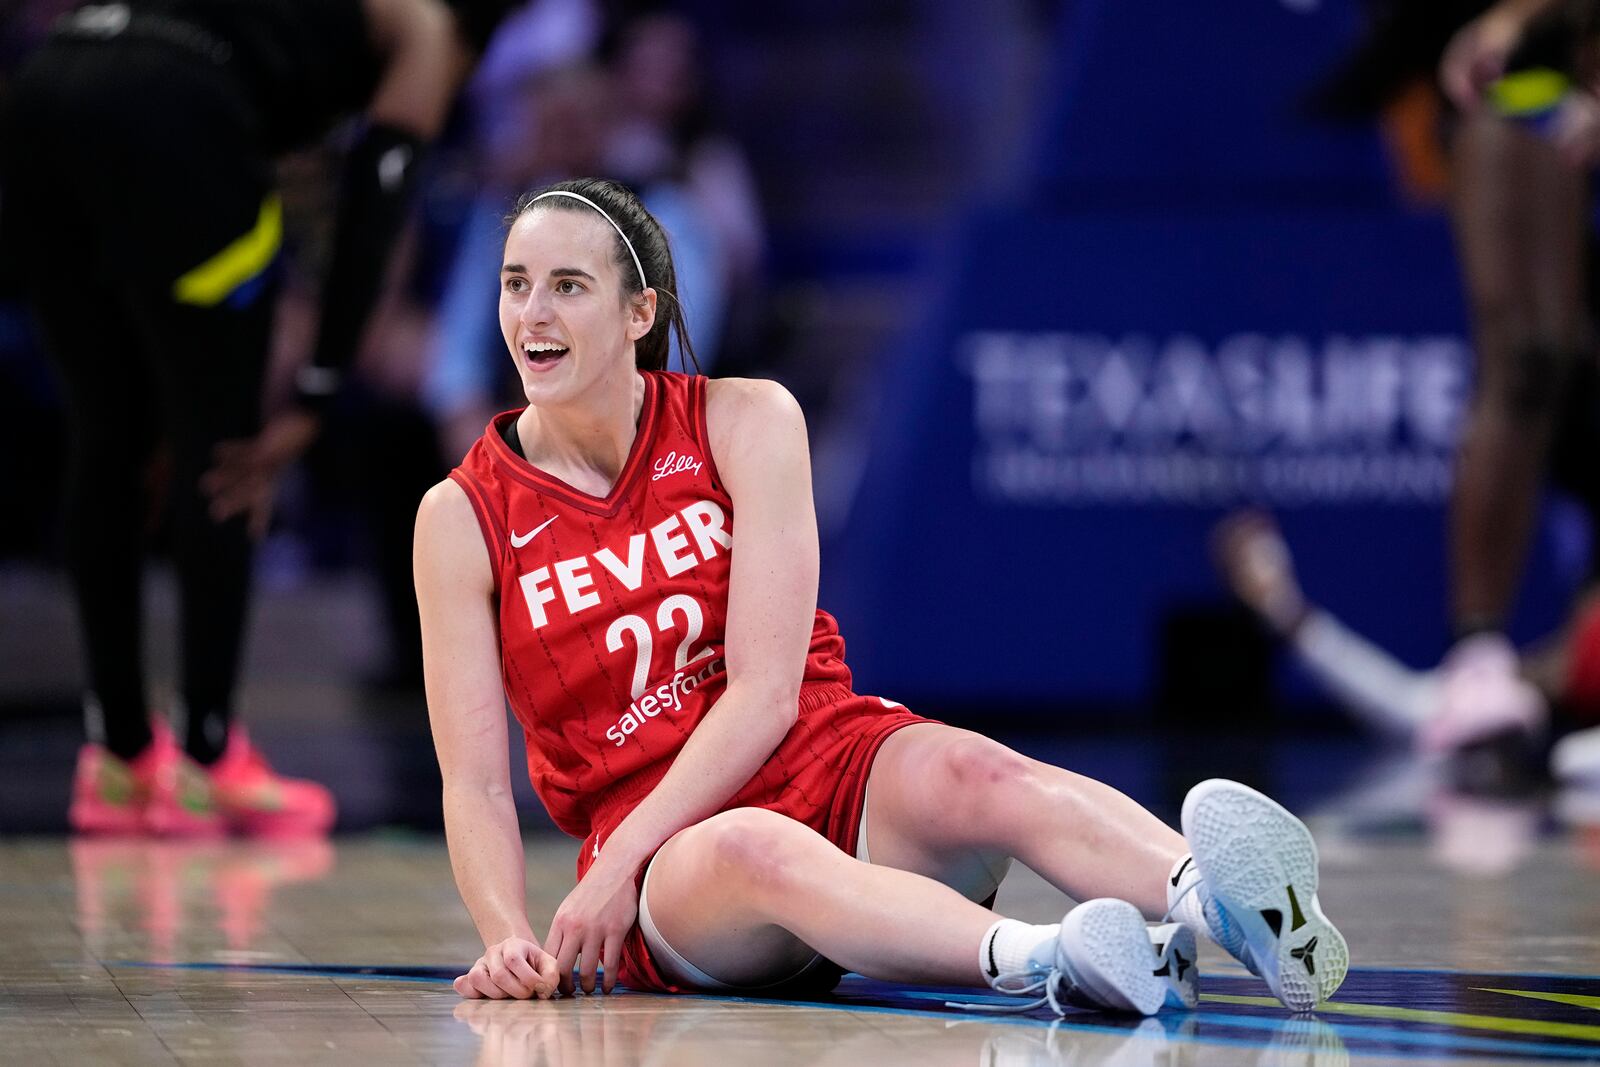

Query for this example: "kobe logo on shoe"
[1291,936,1318,975]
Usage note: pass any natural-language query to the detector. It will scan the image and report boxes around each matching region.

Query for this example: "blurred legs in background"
[8,32,334,837]
[1441,108,1591,753]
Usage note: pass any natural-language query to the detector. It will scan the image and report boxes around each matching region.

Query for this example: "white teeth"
[524,341,567,353]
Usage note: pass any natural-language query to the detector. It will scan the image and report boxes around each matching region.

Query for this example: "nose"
[519,284,554,329]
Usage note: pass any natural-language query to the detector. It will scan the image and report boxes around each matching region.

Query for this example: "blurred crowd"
[0,0,767,692]
[4,0,1600,844]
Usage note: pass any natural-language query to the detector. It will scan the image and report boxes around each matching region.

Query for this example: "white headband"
[529,190,648,291]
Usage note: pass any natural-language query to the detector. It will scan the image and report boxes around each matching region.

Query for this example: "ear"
[626,288,658,343]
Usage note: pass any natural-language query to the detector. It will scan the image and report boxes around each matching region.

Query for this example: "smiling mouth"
[522,344,569,367]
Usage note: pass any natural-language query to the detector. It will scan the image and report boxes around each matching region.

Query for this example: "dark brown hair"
[510,178,699,373]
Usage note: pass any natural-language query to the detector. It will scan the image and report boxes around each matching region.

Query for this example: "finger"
[199,466,249,501]
[487,943,535,999]
[456,960,493,1000]
[469,960,507,1000]
[204,474,257,513]
[602,934,622,994]
[209,493,248,524]
[1441,37,1483,111]
[534,951,560,999]
[551,929,580,997]
[1445,60,1481,111]
[503,950,542,998]
[1438,37,1471,107]
[578,937,599,994]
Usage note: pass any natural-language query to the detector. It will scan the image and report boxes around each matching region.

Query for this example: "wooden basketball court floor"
[3,803,1599,1066]
[3,573,1600,1064]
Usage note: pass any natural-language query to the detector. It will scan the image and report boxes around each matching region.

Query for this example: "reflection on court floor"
[104,962,1600,1064]
[0,830,1595,1065]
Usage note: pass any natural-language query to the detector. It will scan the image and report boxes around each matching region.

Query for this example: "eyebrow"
[500,264,597,281]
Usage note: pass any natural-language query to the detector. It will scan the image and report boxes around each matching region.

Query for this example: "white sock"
[1166,854,1209,934]
[980,918,1060,981]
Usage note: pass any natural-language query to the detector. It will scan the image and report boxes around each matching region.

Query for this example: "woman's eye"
[556,279,580,294]
[504,277,527,293]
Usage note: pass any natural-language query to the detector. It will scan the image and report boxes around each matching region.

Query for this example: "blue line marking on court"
[108,961,457,984]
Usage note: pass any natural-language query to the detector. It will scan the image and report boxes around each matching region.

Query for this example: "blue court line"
[109,961,455,984]
[106,961,1600,1062]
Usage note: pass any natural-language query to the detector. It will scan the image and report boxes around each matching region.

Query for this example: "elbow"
[739,678,802,734]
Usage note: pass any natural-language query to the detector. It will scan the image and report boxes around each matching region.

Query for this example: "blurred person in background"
[426,60,612,463]
[1213,511,1600,789]
[0,0,516,836]
[1434,0,1600,757]
[1318,0,1600,763]
[602,12,765,369]
[423,10,766,467]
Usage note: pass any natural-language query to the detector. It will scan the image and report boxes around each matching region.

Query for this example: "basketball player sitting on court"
[414,178,1349,1014]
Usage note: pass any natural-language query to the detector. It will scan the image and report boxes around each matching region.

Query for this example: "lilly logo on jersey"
[651,451,703,481]
[606,656,725,747]
[518,499,732,630]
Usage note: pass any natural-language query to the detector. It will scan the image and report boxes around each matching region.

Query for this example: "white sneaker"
[1552,725,1600,787]
[1422,633,1545,754]
[1181,779,1348,1011]
[985,898,1166,1016]
[1148,922,1198,1009]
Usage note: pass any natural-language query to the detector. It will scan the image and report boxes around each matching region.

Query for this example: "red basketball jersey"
[448,371,855,843]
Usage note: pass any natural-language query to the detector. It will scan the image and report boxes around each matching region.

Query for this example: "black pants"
[5,35,278,759]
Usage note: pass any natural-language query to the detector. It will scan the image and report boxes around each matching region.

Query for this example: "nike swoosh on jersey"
[510,516,558,548]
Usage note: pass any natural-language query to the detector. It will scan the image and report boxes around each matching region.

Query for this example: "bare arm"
[361,0,475,138]
[544,378,821,992]
[204,0,476,531]
[415,479,556,998]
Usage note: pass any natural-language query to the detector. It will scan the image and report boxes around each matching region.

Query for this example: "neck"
[517,368,647,483]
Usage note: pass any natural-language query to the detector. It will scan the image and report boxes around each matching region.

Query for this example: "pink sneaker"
[68,743,156,835]
[1421,633,1546,754]
[143,719,226,837]
[209,727,335,836]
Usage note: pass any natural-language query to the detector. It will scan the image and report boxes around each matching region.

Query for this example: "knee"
[1478,343,1577,420]
[933,736,1036,795]
[694,807,817,898]
[923,738,1043,840]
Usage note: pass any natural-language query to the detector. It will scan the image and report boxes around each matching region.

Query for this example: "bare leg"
[862,724,1187,916]
[1449,112,1589,631]
[643,806,1002,987]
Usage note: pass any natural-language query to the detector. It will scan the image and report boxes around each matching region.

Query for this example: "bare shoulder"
[705,377,806,455]
[704,378,811,499]
[416,476,473,535]
[414,478,491,587]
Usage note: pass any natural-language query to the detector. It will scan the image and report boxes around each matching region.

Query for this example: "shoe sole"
[1148,922,1199,1010]
[1059,898,1166,1016]
[1181,779,1348,1011]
